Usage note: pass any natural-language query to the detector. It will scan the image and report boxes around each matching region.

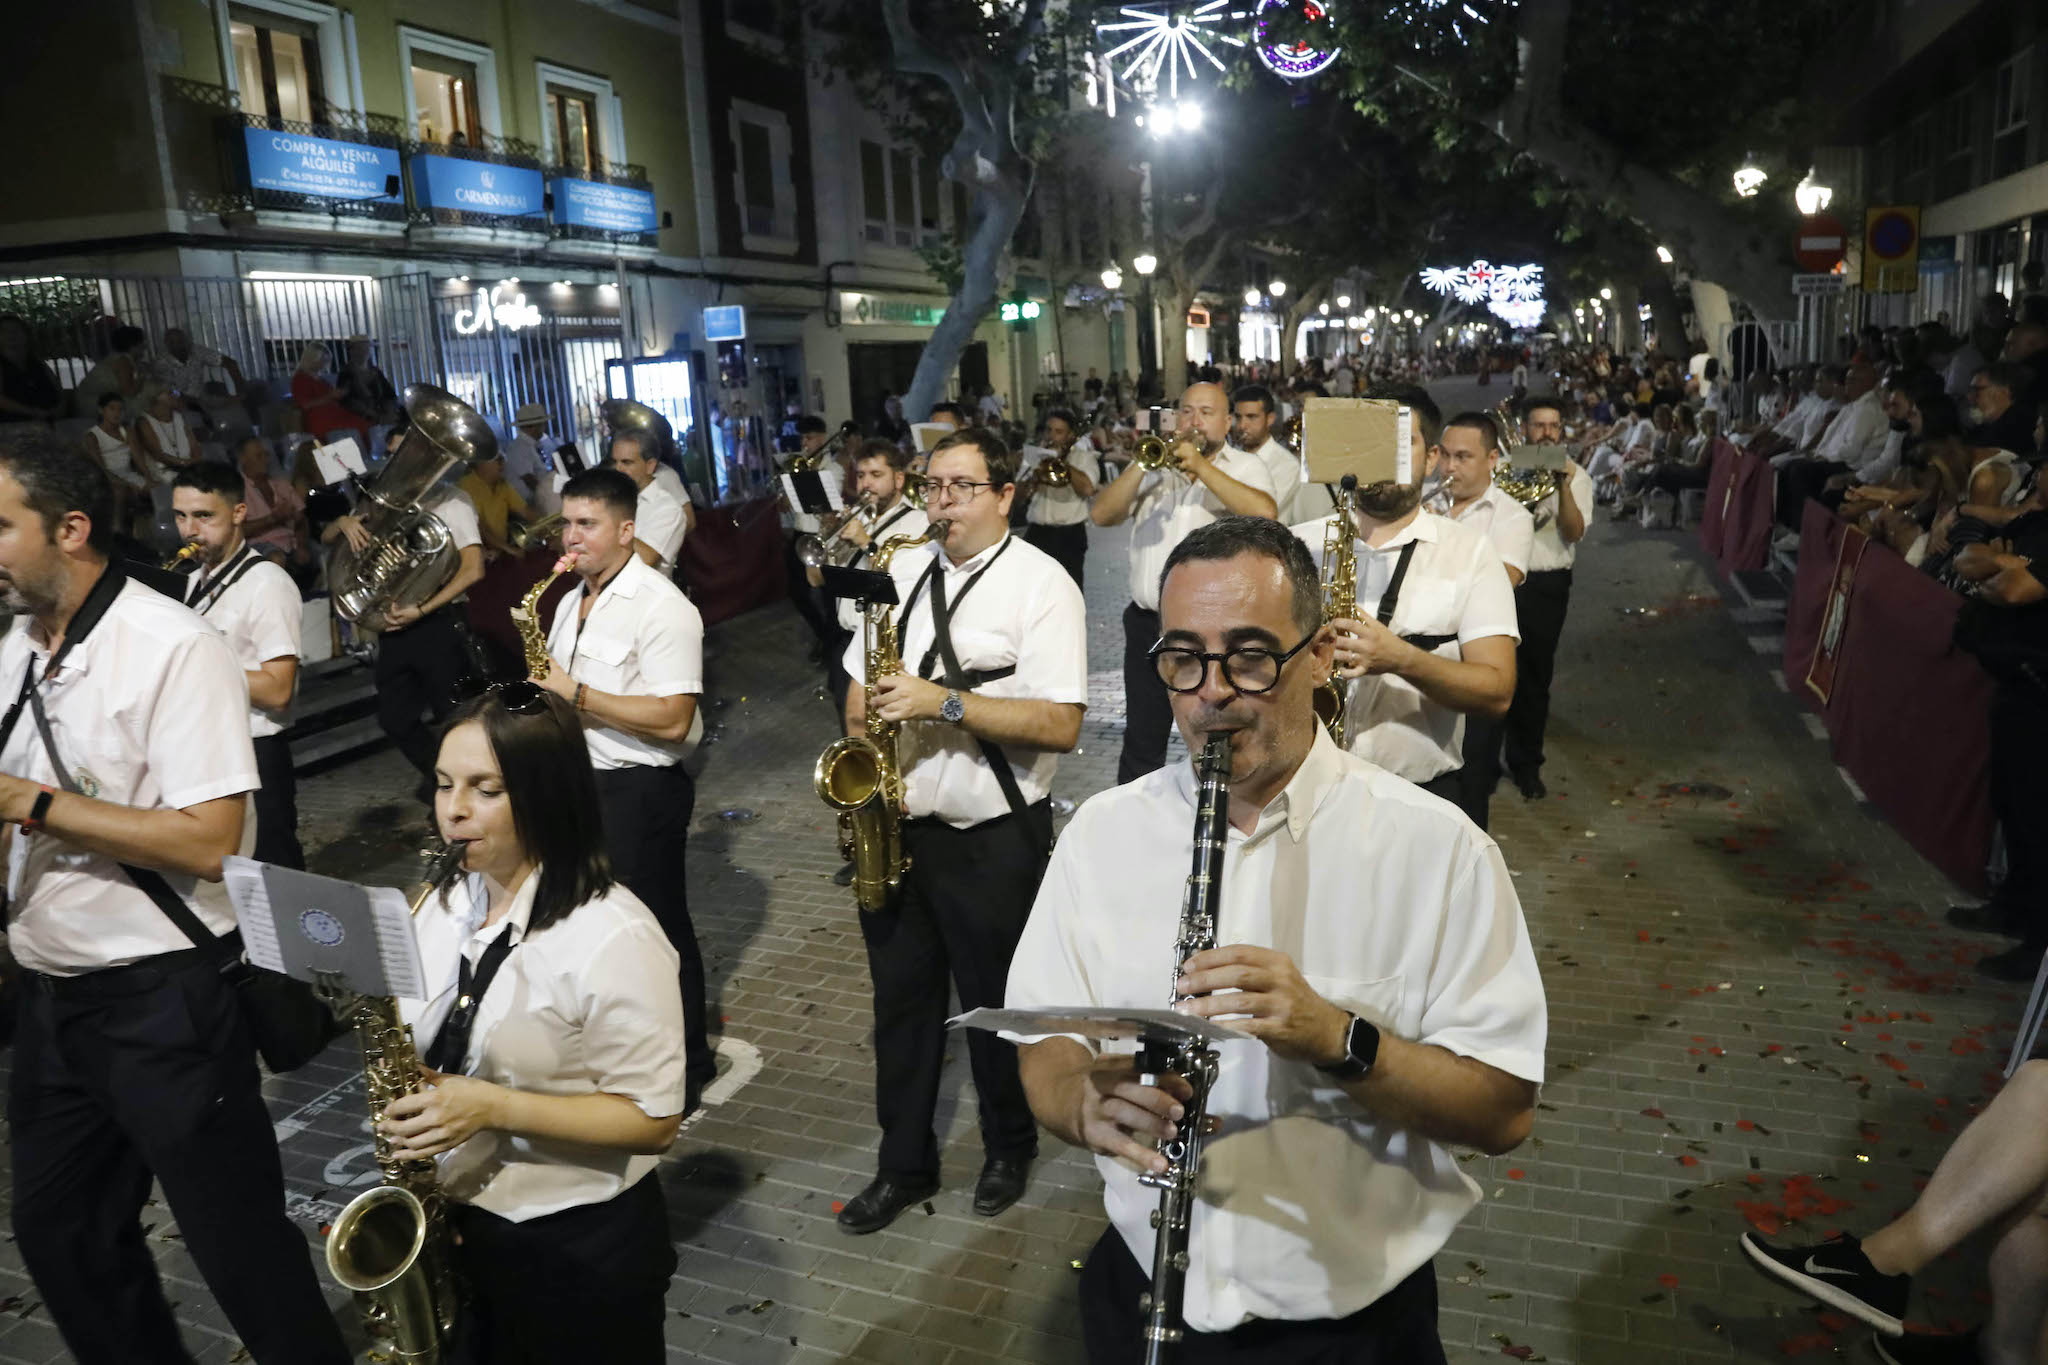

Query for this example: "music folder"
[222,855,429,1000]
[782,470,843,517]
[820,564,897,606]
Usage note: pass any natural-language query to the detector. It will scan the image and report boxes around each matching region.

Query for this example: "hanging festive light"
[1420,259,1547,329]
[1794,167,1833,215]
[1732,153,1768,198]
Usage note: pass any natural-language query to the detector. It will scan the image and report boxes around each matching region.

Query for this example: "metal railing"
[405,135,550,235]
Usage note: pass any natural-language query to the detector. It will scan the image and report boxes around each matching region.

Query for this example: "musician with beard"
[1289,387,1519,826]
[1018,408,1099,588]
[1005,515,1544,1363]
[1092,381,1278,783]
[813,439,929,716]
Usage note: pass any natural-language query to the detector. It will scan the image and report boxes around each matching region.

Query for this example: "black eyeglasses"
[449,677,551,713]
[1147,632,1316,694]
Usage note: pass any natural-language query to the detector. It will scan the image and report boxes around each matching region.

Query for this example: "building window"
[861,140,888,244]
[917,157,942,246]
[548,85,598,171]
[230,9,325,125]
[1993,49,2030,180]
[412,52,481,145]
[889,148,915,247]
[725,99,797,253]
[738,119,775,235]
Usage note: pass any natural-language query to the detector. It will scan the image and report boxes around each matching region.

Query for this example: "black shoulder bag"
[6,563,338,1071]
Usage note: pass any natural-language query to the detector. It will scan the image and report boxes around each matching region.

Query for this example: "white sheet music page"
[368,886,428,1000]
[222,856,286,973]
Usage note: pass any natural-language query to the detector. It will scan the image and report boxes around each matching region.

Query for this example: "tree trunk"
[1156,279,1190,399]
[905,181,1026,422]
[1417,292,1461,355]
[1613,279,1642,354]
[1639,265,1691,359]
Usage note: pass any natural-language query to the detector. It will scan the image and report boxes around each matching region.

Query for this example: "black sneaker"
[832,861,856,887]
[1739,1231,1907,1335]
[1874,1331,1982,1365]
[1513,772,1548,801]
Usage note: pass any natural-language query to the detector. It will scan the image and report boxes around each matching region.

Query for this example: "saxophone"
[1312,475,1358,749]
[511,551,577,680]
[812,520,949,912]
[318,842,470,1364]
[1133,730,1233,1363]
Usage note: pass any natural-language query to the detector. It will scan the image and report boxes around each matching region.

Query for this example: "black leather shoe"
[833,861,856,886]
[1948,903,2020,937]
[1514,772,1548,801]
[973,1156,1031,1217]
[836,1175,938,1235]
[1978,944,2045,984]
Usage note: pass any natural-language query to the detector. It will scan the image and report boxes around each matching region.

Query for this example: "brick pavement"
[0,379,2026,1362]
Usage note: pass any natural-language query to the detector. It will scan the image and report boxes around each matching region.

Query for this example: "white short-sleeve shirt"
[834,499,930,633]
[426,485,483,553]
[843,534,1088,826]
[189,549,303,737]
[1526,461,1595,574]
[403,870,688,1222]
[1024,441,1102,528]
[1005,730,1546,1333]
[1438,483,1536,577]
[547,555,704,770]
[1291,510,1520,782]
[652,461,690,511]
[1,577,259,974]
[632,481,688,573]
[1247,437,1304,526]
[1125,447,1279,610]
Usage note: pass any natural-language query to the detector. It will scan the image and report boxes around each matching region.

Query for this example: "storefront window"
[230,11,323,126]
[412,54,482,145]
[548,85,598,171]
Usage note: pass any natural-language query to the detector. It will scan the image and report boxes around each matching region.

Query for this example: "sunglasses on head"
[448,677,551,713]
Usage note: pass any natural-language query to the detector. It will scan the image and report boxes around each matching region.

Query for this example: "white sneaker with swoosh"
[1740,1231,1908,1335]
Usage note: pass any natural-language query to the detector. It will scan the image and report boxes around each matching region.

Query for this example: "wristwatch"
[1316,1012,1380,1082]
[940,689,966,724]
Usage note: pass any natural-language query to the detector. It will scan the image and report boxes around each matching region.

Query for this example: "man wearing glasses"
[1005,515,1545,1362]
[1291,387,1518,827]
[835,426,1087,1235]
[535,466,716,1106]
[1091,381,1278,784]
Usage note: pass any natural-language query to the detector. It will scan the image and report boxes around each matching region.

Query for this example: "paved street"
[0,376,2025,1363]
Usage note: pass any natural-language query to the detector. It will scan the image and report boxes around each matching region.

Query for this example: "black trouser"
[860,804,1047,1180]
[1026,521,1088,588]
[1777,460,1850,530]
[1990,682,2048,946]
[1119,602,1175,785]
[449,1172,673,1365]
[594,762,715,1089]
[251,733,304,870]
[9,946,350,1365]
[826,623,856,718]
[1454,714,1501,832]
[1648,461,1713,494]
[375,607,471,783]
[1504,568,1572,786]
[1077,1227,1445,1365]
[783,532,832,648]
[1418,767,1485,827]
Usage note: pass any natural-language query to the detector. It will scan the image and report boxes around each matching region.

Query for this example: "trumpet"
[162,542,201,572]
[904,469,930,509]
[794,492,876,569]
[789,420,861,474]
[1034,453,1074,488]
[1133,434,1193,471]
[507,512,566,553]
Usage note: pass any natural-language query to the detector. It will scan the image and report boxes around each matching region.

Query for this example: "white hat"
[513,402,549,426]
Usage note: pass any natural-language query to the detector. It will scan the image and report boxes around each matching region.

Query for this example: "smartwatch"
[940,689,966,724]
[23,785,54,833]
[1316,1012,1380,1082]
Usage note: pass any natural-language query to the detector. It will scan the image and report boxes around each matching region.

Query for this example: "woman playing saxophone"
[383,682,688,1363]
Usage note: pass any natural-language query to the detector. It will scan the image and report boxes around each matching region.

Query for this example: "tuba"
[329,385,497,632]
[316,842,471,1364]
[600,398,675,465]
[813,520,949,912]
[1312,475,1358,748]
[1491,400,1560,509]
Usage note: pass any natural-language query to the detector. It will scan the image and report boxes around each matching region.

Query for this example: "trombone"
[789,420,861,474]
[795,492,876,568]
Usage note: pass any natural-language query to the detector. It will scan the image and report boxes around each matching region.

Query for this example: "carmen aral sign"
[411,154,544,218]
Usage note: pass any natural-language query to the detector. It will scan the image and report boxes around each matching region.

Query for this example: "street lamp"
[1131,253,1160,401]
[1599,286,1613,300]
[1794,168,1833,215]
[1268,278,1287,297]
[1336,294,1351,310]
[1244,287,1262,307]
[1655,245,1674,264]
[1101,266,1123,291]
[1318,301,1329,315]
[1732,152,1767,198]
[1133,252,1157,277]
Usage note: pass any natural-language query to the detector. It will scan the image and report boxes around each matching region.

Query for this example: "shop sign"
[839,291,947,327]
[454,282,543,335]
[550,176,659,233]
[242,128,400,202]
[703,305,747,342]
[411,154,544,217]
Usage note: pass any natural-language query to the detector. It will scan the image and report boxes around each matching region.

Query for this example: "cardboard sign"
[1302,397,1408,487]
[1503,440,1571,472]
[910,422,954,454]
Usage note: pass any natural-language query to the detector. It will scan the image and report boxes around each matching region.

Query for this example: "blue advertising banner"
[550,176,658,234]
[411,154,544,217]
[703,305,746,342]
[241,128,400,201]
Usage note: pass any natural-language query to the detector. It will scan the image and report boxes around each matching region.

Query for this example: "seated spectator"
[73,324,147,422]
[1741,1059,2048,1359]
[458,450,533,559]
[80,390,149,528]
[133,384,198,484]
[336,335,401,428]
[0,313,61,422]
[1966,361,2037,455]
[2000,323,2048,437]
[150,327,245,424]
[237,436,313,583]
[1775,362,1887,531]
[290,343,372,441]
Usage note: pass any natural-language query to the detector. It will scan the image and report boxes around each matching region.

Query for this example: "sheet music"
[950,1005,1249,1044]
[311,437,366,487]
[367,886,428,1000]
[223,858,284,972]
[221,856,430,1000]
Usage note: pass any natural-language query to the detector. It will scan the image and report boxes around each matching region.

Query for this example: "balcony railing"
[545,158,659,249]
[405,134,549,235]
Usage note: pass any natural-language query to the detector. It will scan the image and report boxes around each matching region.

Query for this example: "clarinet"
[1133,729,1233,1363]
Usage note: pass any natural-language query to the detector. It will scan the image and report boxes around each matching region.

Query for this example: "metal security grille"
[433,298,620,449]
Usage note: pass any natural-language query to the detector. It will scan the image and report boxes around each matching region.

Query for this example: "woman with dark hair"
[383,682,688,1363]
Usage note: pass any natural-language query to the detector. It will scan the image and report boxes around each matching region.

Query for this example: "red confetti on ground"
[1736,1119,1756,1131]
[1657,1272,1680,1289]
[1506,1169,1525,1180]
[1778,1332,1837,1355]
[830,1201,845,1214]
[1678,1155,1699,1167]
[1637,930,1651,942]
[1640,1107,1665,1118]
[1876,1053,1910,1072]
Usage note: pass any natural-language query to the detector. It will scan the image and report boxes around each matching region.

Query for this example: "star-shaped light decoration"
[1422,258,1547,328]
[1096,2,1248,101]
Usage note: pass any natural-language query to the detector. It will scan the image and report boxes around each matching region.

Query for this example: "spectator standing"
[289,343,370,442]
[149,327,245,415]
[502,402,559,514]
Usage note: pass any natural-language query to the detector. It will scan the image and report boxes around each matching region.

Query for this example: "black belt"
[23,936,239,1000]
[904,796,1050,833]
[1523,567,1572,581]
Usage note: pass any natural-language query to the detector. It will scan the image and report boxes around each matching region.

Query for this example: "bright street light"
[1318,302,1329,315]
[1133,253,1157,276]
[1794,168,1833,214]
[1336,294,1351,309]
[1598,286,1613,300]
[1175,100,1203,132]
[1655,245,1674,264]
[1732,153,1767,198]
[1101,266,1123,291]
[1243,288,1262,307]
[1268,278,1287,297]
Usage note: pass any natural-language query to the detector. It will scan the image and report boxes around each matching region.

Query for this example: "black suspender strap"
[851,504,914,568]
[926,563,1050,858]
[188,544,262,616]
[907,537,1016,682]
[1374,538,1458,654]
